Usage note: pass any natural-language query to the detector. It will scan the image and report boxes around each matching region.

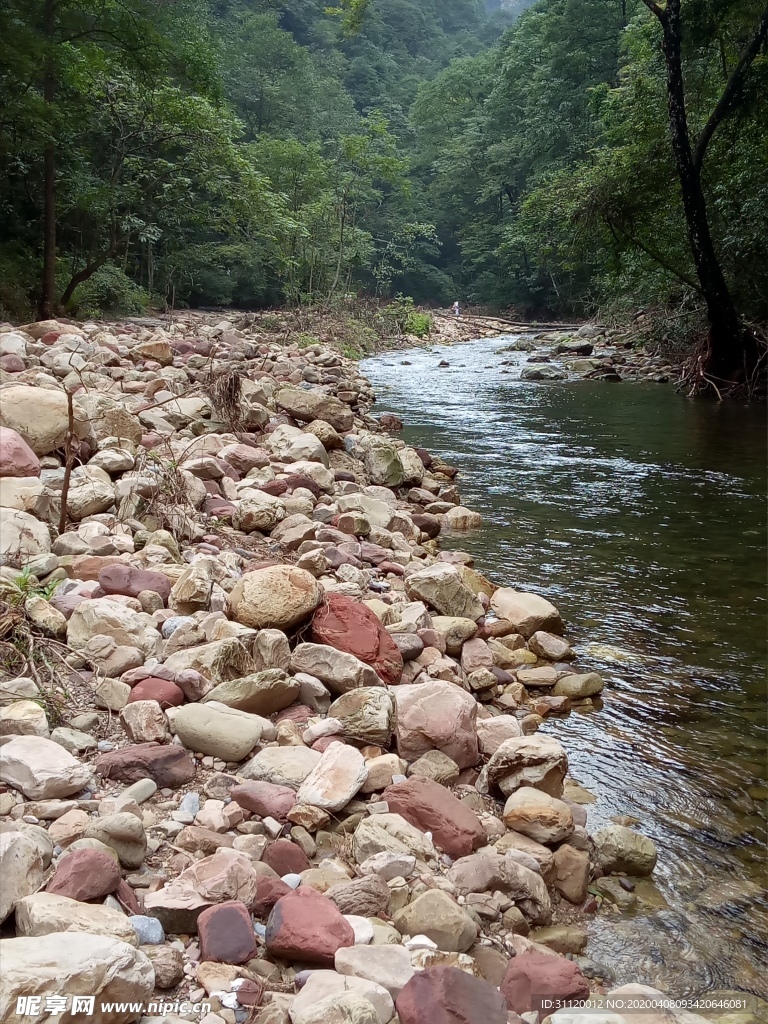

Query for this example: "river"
[361,335,768,1003]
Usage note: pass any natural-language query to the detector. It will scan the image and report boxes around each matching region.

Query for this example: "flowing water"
[362,336,768,1003]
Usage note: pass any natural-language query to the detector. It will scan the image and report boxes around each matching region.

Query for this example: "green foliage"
[70,265,149,317]
[0,568,61,607]
[381,293,432,336]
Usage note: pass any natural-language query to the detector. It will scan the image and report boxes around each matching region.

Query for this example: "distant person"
[452,300,460,317]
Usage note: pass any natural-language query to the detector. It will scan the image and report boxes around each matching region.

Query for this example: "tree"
[639,0,768,391]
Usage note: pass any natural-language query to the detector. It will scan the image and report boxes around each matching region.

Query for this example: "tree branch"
[693,5,768,171]
[640,0,667,23]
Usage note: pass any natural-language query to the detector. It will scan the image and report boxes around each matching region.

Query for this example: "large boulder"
[592,825,657,876]
[65,465,115,520]
[405,564,484,620]
[396,966,508,1024]
[163,637,254,685]
[363,437,405,487]
[476,735,568,798]
[233,493,286,533]
[0,832,45,924]
[276,387,353,432]
[67,598,160,659]
[0,426,41,477]
[16,892,138,945]
[0,508,51,560]
[312,593,403,685]
[335,944,416,1000]
[394,680,478,769]
[0,932,154,1023]
[382,776,485,859]
[202,669,299,717]
[352,813,438,866]
[447,850,551,925]
[489,589,563,638]
[290,971,394,1024]
[229,565,322,630]
[0,735,91,799]
[0,383,88,455]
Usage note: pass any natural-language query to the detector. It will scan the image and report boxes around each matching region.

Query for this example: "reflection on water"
[362,337,768,999]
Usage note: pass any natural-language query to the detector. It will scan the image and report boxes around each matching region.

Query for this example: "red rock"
[0,426,41,477]
[47,849,121,901]
[501,953,590,1015]
[312,735,344,752]
[311,593,403,685]
[0,354,24,373]
[382,776,486,859]
[230,782,296,820]
[265,888,354,965]
[140,433,163,450]
[378,561,405,576]
[274,706,313,726]
[198,901,257,964]
[283,474,322,498]
[99,564,171,603]
[114,878,141,914]
[251,876,292,917]
[39,331,64,346]
[397,966,508,1024]
[96,742,196,788]
[49,592,87,619]
[411,514,441,538]
[219,445,270,475]
[258,479,289,497]
[69,554,127,581]
[127,677,185,708]
[262,839,310,875]
[235,979,264,1007]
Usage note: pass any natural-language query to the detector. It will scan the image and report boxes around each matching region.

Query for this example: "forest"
[1,0,767,381]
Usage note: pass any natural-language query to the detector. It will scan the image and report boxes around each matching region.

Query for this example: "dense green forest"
[1,0,767,381]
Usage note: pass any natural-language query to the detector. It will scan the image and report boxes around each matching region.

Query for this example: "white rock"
[290,971,393,1024]
[0,832,44,924]
[0,735,91,799]
[0,932,154,1023]
[16,892,138,945]
[296,744,368,812]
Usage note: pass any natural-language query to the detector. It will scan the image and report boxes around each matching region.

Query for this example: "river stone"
[163,637,254,685]
[46,848,121,900]
[0,735,91,799]
[352,813,438,866]
[276,387,353,432]
[392,890,478,953]
[394,679,478,769]
[489,589,564,638]
[0,425,41,477]
[552,672,604,698]
[266,887,355,965]
[67,597,160,658]
[83,812,147,868]
[382,776,485,859]
[312,593,404,685]
[291,971,394,1024]
[96,742,196,788]
[477,735,568,798]
[174,702,265,762]
[16,892,138,945]
[0,507,52,559]
[296,743,368,811]
[241,745,322,789]
[0,932,154,1023]
[405,564,484,620]
[0,383,88,454]
[396,965,508,1024]
[229,564,322,629]
[329,688,395,746]
[202,669,299,716]
[503,787,574,845]
[593,825,657,876]
[502,952,589,1015]
[335,944,416,999]
[292,642,384,693]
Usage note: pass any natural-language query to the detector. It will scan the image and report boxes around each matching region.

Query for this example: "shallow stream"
[362,336,767,1002]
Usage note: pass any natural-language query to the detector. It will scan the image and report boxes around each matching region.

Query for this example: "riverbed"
[362,336,768,1002]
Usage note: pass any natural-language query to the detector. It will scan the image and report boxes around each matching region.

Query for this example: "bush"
[381,294,432,337]
[69,264,149,318]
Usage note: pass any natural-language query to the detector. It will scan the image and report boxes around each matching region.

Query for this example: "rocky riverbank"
[0,313,717,1024]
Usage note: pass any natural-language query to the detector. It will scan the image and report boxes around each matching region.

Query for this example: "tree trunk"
[648,0,760,388]
[39,0,57,319]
